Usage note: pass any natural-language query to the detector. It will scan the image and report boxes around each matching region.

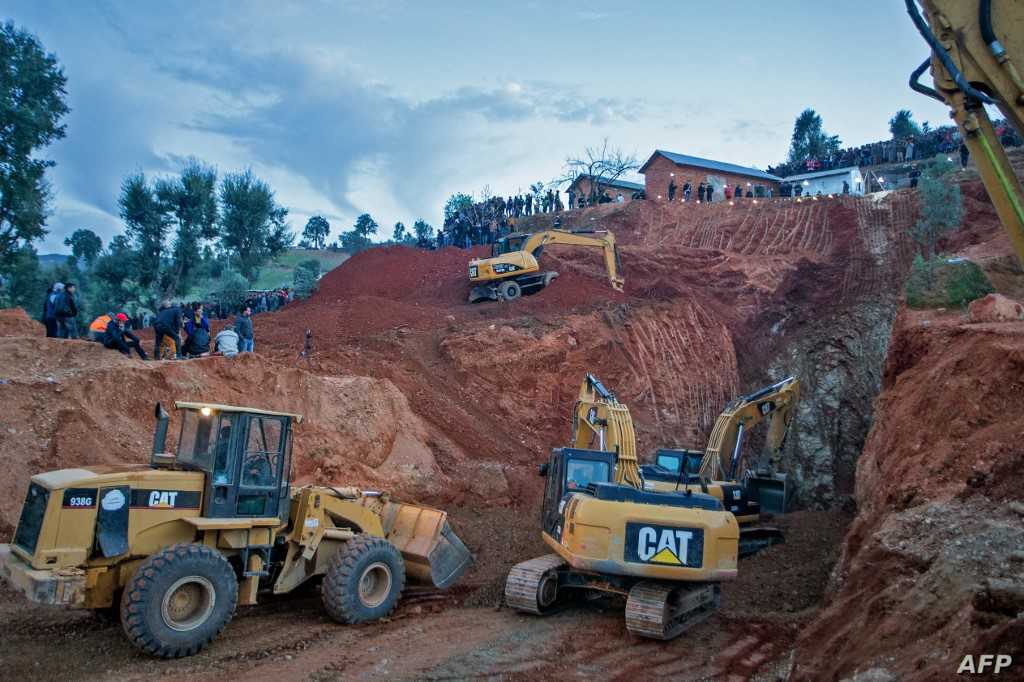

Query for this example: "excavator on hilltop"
[467,229,624,302]
[907,0,1024,265]
[505,375,740,640]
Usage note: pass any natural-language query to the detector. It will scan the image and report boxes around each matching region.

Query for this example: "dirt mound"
[968,293,1024,322]
[0,308,44,337]
[0,337,507,535]
[793,310,1024,680]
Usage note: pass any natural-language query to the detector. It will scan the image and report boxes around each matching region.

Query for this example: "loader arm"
[698,377,801,482]
[908,0,1024,265]
[525,230,625,291]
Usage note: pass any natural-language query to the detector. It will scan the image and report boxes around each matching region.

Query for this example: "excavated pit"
[0,163,1020,678]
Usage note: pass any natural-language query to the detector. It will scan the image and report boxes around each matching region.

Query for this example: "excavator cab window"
[541,448,616,536]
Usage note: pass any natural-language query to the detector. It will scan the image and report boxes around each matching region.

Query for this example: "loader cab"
[171,404,299,523]
[539,448,616,536]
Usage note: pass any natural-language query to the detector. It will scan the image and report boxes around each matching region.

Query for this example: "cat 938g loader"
[505,375,739,640]
[0,402,471,658]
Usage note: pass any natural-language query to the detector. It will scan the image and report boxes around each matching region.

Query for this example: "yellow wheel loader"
[467,229,624,302]
[505,375,739,640]
[0,402,471,658]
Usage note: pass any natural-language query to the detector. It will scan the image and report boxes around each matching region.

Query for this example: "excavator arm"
[571,373,642,488]
[525,230,626,291]
[697,377,801,482]
[908,0,1024,264]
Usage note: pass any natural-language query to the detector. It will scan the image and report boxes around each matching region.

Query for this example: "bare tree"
[559,139,639,203]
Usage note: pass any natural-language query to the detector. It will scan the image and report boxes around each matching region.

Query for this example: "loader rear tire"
[120,543,238,658]
[322,534,405,624]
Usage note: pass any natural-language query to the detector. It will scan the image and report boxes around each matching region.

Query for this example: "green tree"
[413,219,434,247]
[339,213,378,253]
[118,172,169,290]
[787,108,841,164]
[292,258,321,297]
[0,245,46,312]
[214,269,250,312]
[0,22,69,268]
[302,215,330,249]
[155,158,219,297]
[889,109,922,140]
[218,169,292,280]
[910,157,962,261]
[392,221,416,245]
[63,228,103,266]
[443,193,474,222]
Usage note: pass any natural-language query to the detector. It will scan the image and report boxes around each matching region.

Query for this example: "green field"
[251,248,350,290]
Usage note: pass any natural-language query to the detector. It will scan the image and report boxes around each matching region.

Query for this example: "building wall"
[790,169,864,196]
[567,177,643,206]
[642,155,781,202]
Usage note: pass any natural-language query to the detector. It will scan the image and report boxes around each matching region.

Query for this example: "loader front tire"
[120,543,238,658]
[322,534,405,624]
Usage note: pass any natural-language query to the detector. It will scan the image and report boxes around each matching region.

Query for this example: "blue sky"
[8,1,951,252]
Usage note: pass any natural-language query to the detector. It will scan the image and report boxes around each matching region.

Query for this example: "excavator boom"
[908,0,1024,265]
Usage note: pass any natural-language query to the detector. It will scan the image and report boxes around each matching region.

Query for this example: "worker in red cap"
[102,312,148,359]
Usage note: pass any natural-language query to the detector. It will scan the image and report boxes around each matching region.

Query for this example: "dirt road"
[0,511,847,680]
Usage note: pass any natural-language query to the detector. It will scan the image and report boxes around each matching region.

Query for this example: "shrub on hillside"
[293,259,321,297]
[215,269,250,312]
[945,260,994,308]
[905,256,994,309]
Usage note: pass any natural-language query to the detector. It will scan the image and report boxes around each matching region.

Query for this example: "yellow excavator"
[505,375,740,639]
[907,0,1024,265]
[642,377,801,516]
[0,402,471,658]
[468,229,624,302]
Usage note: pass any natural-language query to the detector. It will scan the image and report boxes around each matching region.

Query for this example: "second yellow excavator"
[505,375,740,640]
[468,229,624,302]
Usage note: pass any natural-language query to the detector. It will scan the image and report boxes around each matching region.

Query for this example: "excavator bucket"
[746,474,789,516]
[379,501,473,589]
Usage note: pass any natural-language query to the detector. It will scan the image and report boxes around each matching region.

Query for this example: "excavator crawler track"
[624,582,719,640]
[504,554,566,615]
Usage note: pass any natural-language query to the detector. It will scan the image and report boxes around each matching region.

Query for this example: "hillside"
[0,176,1021,678]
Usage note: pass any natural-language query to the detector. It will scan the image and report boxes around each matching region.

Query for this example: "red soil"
[793,310,1024,681]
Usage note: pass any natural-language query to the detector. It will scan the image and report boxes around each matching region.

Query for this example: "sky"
[7,0,952,253]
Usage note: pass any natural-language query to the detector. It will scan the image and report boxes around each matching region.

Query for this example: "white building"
[784,166,865,196]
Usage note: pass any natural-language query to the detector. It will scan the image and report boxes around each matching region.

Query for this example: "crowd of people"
[768,122,1022,178]
[41,282,278,361]
[439,190,565,249]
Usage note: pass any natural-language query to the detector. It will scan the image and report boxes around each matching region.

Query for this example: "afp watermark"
[957,654,1014,675]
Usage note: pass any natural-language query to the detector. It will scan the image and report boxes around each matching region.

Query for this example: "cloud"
[14,1,638,251]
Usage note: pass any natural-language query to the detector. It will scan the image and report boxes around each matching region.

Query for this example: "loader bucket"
[379,501,473,589]
[746,475,789,516]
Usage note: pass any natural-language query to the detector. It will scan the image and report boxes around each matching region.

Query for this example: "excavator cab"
[539,448,616,536]
[640,449,705,486]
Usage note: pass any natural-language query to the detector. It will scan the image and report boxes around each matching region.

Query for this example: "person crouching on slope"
[103,313,148,360]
